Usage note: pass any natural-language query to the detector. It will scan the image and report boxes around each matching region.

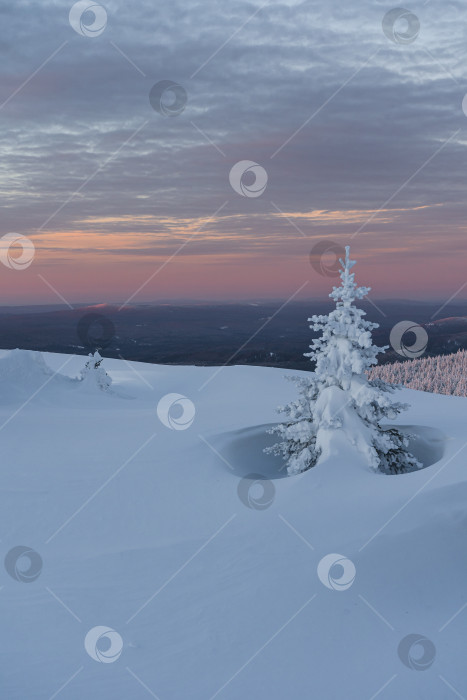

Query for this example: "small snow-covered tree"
[80,350,112,392]
[266,247,421,475]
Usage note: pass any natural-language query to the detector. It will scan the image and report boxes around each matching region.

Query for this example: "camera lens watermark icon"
[4,546,43,583]
[390,320,428,359]
[0,233,35,270]
[237,474,275,510]
[229,161,268,198]
[309,240,345,278]
[398,634,436,670]
[157,393,195,430]
[77,313,115,351]
[149,81,187,117]
[382,8,420,44]
[317,553,356,591]
[69,1,107,37]
[85,626,123,663]
[461,94,467,118]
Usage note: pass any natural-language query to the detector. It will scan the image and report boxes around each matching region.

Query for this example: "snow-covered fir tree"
[266,246,421,475]
[80,350,112,392]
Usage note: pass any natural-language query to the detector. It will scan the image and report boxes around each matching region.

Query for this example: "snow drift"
[0,350,463,700]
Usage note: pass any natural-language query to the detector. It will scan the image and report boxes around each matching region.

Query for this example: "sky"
[0,0,466,305]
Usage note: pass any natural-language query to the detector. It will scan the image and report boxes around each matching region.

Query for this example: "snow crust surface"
[0,350,465,700]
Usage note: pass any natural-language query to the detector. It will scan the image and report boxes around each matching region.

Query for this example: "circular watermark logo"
[309,240,345,278]
[237,474,275,510]
[4,546,43,583]
[389,320,428,359]
[85,626,123,663]
[462,93,467,118]
[317,553,356,591]
[149,81,187,117]
[398,634,436,670]
[0,233,35,270]
[77,313,115,351]
[229,161,268,198]
[69,1,107,37]
[382,8,420,44]
[157,393,195,430]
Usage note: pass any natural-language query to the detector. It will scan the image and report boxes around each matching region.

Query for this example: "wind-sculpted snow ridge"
[0,349,124,404]
[0,348,76,402]
[368,349,467,396]
[0,348,54,380]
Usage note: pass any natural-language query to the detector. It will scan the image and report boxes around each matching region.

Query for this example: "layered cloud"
[0,0,466,302]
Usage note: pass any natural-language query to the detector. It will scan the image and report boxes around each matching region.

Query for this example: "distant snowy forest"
[369,349,467,396]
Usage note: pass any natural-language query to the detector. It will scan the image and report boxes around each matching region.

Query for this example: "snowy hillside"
[0,349,466,700]
[369,349,467,396]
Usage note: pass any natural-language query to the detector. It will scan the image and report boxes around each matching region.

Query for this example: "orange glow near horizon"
[0,204,466,305]
[1,244,466,306]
